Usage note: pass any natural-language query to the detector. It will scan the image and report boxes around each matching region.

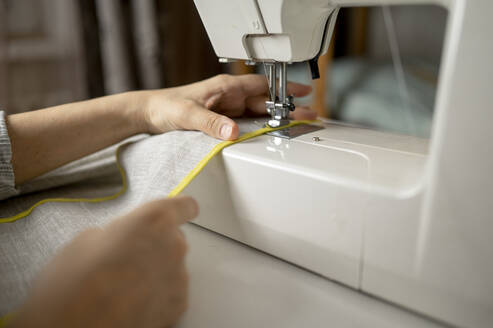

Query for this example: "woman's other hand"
[140,74,317,140]
[11,197,198,328]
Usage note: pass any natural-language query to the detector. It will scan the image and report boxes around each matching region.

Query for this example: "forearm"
[5,74,316,186]
[8,91,147,185]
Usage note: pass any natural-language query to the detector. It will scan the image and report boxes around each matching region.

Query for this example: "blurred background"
[0,0,447,138]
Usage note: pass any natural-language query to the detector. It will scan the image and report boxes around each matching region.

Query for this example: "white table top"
[178,223,445,328]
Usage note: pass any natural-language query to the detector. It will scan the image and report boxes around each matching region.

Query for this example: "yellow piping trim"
[168,120,314,197]
[0,120,314,325]
[0,120,315,222]
[0,313,13,327]
[0,145,128,224]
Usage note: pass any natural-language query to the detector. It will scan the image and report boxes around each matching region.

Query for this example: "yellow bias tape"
[0,313,14,327]
[0,120,314,326]
[0,146,129,224]
[0,120,314,224]
[168,120,314,197]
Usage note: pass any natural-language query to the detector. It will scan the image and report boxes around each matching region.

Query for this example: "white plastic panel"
[255,0,335,61]
[182,121,428,289]
[194,0,336,62]
[193,0,266,59]
[332,0,449,7]
[184,144,364,287]
[245,35,293,62]
[361,1,493,328]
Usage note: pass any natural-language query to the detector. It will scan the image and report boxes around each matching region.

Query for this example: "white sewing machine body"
[190,1,493,327]
[185,119,428,286]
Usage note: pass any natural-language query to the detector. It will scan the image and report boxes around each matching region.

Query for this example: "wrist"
[119,90,151,135]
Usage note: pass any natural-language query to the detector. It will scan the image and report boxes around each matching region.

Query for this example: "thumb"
[183,102,239,140]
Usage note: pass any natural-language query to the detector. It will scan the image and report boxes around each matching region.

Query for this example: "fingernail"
[220,124,232,139]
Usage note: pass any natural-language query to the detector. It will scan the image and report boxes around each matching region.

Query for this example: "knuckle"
[157,214,176,234]
[152,215,174,232]
[140,200,176,228]
[215,73,231,84]
[165,205,179,223]
[143,202,165,219]
[204,113,222,132]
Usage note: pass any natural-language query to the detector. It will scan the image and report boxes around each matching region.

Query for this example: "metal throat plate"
[266,124,324,139]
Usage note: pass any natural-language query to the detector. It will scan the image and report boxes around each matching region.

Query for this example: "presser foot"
[265,122,324,139]
[266,118,290,128]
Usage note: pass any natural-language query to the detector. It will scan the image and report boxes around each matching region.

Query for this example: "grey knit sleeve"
[0,111,19,200]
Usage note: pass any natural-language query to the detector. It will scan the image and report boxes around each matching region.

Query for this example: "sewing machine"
[190,1,493,327]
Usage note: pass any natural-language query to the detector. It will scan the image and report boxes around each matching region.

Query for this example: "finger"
[286,82,312,98]
[290,106,318,120]
[147,197,199,225]
[237,74,269,95]
[166,196,199,225]
[120,197,199,230]
[181,101,239,140]
[245,95,269,115]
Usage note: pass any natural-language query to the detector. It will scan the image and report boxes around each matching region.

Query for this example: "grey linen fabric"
[0,111,19,200]
[0,126,232,315]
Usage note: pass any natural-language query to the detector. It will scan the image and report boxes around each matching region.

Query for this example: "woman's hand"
[11,197,198,328]
[140,74,317,140]
[8,73,315,184]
